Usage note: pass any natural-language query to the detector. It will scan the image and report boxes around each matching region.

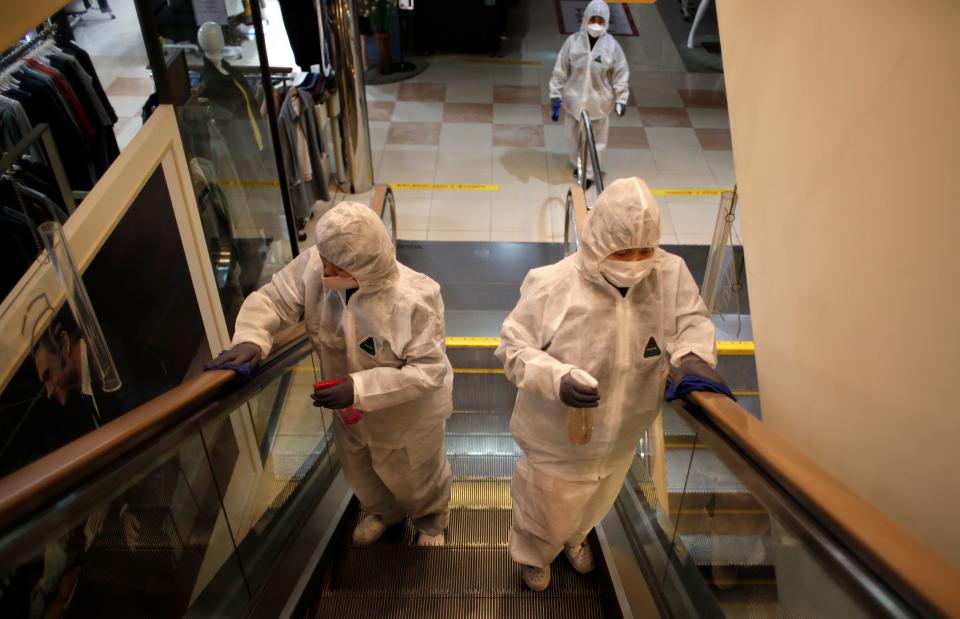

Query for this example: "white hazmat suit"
[549,0,630,180]
[232,202,453,535]
[496,178,716,568]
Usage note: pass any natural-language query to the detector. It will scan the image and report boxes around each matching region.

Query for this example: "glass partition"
[0,344,340,618]
[620,403,893,618]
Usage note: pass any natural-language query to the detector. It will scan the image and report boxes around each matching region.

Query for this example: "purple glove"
[551,98,561,122]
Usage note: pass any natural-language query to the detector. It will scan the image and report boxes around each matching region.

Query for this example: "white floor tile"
[445,82,495,103]
[436,147,493,171]
[491,199,553,233]
[609,108,645,128]
[493,104,543,124]
[439,123,494,148]
[429,198,492,231]
[653,149,713,176]
[395,197,432,229]
[379,145,439,171]
[427,229,491,241]
[397,229,428,241]
[110,96,148,119]
[392,101,444,122]
[645,128,703,151]
[686,108,731,129]
[434,163,494,184]
[669,202,719,235]
[366,83,400,101]
[544,124,569,155]
[369,121,390,152]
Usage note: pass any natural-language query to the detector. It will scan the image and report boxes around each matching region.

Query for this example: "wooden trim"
[0,0,67,52]
[0,370,233,530]
[569,183,589,229]
[689,391,960,617]
[0,328,311,532]
[369,183,389,218]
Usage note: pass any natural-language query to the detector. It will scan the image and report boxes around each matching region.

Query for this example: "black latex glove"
[211,342,262,369]
[559,371,600,408]
[677,353,727,386]
[312,376,355,409]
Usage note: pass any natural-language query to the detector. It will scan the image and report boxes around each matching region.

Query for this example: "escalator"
[2,185,959,619]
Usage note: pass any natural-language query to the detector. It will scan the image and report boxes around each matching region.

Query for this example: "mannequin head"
[197,22,227,73]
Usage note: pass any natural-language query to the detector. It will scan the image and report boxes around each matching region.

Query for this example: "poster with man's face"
[0,168,211,476]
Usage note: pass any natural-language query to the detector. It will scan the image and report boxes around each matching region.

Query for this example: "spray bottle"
[566,368,599,444]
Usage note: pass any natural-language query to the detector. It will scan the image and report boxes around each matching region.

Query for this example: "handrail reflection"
[0,323,309,531]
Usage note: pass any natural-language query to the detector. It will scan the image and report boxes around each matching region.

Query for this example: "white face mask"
[587,23,606,37]
[322,275,359,291]
[600,257,654,288]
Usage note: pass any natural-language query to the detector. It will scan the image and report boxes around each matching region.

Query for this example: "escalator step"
[446,434,519,456]
[327,546,602,596]
[449,453,519,479]
[451,479,512,509]
[452,374,517,413]
[447,411,512,435]
[352,507,513,548]
[311,592,608,618]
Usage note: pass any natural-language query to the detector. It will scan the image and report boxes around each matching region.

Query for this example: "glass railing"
[0,334,340,618]
[618,391,958,618]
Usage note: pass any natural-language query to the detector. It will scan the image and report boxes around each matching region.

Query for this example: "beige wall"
[717,0,960,567]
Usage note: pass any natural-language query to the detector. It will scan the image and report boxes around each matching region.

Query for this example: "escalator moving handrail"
[579,109,605,194]
[0,324,312,532]
[679,390,960,618]
[368,182,397,250]
[564,184,589,257]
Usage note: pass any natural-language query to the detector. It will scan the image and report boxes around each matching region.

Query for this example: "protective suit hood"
[577,177,661,283]
[581,0,610,33]
[315,202,398,291]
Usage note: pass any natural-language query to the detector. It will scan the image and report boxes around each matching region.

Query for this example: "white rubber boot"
[352,514,387,544]
[521,564,551,591]
[564,541,595,574]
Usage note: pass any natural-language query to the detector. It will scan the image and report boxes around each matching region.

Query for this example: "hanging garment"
[278,86,330,222]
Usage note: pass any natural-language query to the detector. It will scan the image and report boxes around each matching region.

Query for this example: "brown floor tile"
[695,128,732,150]
[606,127,650,149]
[368,101,396,121]
[678,89,727,108]
[638,107,691,128]
[493,124,545,147]
[494,85,541,104]
[397,82,446,102]
[106,77,155,96]
[387,122,441,145]
[443,103,494,123]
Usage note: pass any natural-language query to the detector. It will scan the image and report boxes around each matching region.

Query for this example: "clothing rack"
[1,123,77,214]
[0,23,58,72]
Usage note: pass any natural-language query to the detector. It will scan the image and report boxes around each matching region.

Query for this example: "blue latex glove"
[204,358,254,380]
[665,375,736,402]
[551,98,561,122]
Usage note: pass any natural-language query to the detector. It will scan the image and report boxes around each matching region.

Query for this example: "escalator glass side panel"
[621,405,888,618]
[198,350,340,594]
[0,344,342,618]
[0,431,250,618]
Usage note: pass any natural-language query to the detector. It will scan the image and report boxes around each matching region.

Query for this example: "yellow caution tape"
[392,183,500,191]
[651,189,733,196]
[716,341,755,355]
[447,337,500,348]
[732,390,760,397]
[456,57,543,67]
[449,337,754,355]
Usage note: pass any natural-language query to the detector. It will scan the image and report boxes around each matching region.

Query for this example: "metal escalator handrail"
[577,109,605,194]
[0,323,310,532]
[676,390,960,617]
[369,182,397,251]
[563,184,589,257]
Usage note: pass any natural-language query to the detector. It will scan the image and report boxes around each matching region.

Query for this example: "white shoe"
[521,564,550,591]
[417,531,445,546]
[352,514,387,544]
[564,541,595,574]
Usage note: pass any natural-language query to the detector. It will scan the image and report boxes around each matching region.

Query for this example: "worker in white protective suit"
[496,177,726,591]
[212,202,453,546]
[549,0,630,184]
